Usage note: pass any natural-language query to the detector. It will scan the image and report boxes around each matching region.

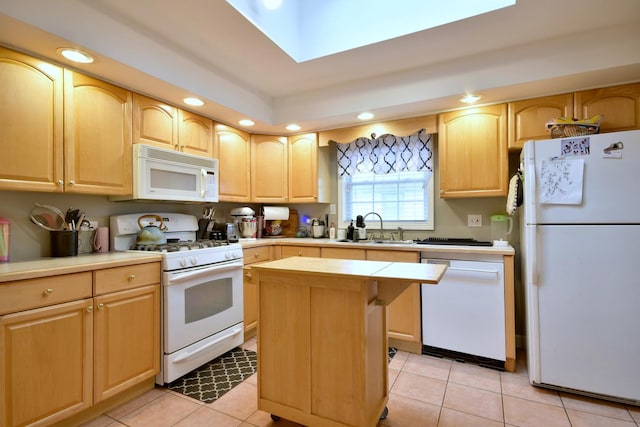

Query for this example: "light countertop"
[0,252,162,283]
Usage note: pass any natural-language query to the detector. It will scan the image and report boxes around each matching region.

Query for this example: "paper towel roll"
[263,206,289,220]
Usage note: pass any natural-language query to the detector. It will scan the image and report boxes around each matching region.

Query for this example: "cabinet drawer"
[94,262,161,295]
[243,246,271,265]
[0,272,92,315]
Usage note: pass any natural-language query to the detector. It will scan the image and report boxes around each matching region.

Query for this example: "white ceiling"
[0,0,639,135]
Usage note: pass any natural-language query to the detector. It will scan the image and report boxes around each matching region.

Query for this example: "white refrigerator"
[521,129,640,405]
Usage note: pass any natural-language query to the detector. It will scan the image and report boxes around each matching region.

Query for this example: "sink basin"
[368,240,415,245]
[336,239,414,245]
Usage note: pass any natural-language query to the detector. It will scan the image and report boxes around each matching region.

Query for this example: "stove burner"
[130,239,231,252]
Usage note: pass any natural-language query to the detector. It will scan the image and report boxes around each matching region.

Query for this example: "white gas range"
[110,213,244,384]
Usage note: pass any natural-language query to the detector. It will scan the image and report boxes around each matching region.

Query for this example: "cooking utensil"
[136,214,167,246]
[30,203,68,231]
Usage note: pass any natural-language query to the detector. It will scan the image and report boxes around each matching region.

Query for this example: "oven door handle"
[168,261,243,285]
[173,325,243,363]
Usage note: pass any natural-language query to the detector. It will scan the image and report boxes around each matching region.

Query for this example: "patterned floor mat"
[167,347,257,404]
[168,346,396,404]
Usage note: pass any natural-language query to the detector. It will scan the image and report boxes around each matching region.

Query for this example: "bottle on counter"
[329,222,336,240]
[346,220,355,241]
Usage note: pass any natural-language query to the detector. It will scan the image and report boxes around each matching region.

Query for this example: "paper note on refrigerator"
[538,158,584,204]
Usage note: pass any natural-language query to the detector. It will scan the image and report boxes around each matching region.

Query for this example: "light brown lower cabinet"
[0,262,160,427]
[242,246,272,340]
[366,250,421,353]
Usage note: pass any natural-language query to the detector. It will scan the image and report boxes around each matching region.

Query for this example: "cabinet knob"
[86,306,93,313]
[439,189,444,195]
[297,251,302,256]
[254,253,259,258]
[245,272,252,279]
[57,180,63,186]
[98,303,104,310]
[68,180,75,186]
[43,288,53,296]
[128,274,136,281]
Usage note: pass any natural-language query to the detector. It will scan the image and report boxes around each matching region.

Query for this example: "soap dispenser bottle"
[346,220,355,241]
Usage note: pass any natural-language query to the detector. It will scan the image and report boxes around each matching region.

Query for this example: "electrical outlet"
[468,214,482,227]
[329,204,336,215]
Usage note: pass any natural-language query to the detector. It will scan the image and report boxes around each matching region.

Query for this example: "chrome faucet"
[362,212,384,239]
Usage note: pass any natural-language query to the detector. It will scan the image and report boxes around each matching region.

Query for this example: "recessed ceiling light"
[286,124,301,131]
[357,112,375,120]
[183,97,204,106]
[58,48,94,64]
[239,119,255,127]
[460,93,483,104]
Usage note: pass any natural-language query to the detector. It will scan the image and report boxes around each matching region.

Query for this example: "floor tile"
[401,353,452,381]
[566,409,638,427]
[379,393,440,427]
[390,371,447,406]
[173,406,243,427]
[500,371,563,406]
[245,409,305,426]
[561,393,635,421]
[443,382,503,422]
[77,415,119,427]
[388,350,409,371]
[118,392,201,427]
[448,361,501,393]
[438,407,504,427]
[627,405,640,423]
[208,382,258,420]
[105,387,168,420]
[503,395,571,427]
[388,368,400,391]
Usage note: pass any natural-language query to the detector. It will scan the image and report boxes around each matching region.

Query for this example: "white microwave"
[113,144,218,203]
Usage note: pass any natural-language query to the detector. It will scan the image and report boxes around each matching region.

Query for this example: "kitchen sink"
[336,239,415,245]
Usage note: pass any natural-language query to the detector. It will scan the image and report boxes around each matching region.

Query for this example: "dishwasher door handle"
[447,267,499,275]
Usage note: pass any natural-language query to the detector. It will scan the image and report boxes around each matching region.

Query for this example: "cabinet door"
[215,124,251,202]
[64,70,132,195]
[251,135,288,203]
[243,266,258,340]
[179,110,214,157]
[574,83,640,132]
[132,93,179,150]
[0,299,93,427]
[288,133,318,203]
[93,284,160,403]
[0,47,64,192]
[508,94,573,151]
[438,104,508,198]
[366,250,421,352]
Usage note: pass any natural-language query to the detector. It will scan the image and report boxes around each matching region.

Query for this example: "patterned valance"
[336,128,434,176]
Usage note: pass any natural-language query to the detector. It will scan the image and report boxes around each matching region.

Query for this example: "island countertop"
[251,256,447,285]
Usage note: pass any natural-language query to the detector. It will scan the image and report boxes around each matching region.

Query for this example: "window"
[336,129,434,231]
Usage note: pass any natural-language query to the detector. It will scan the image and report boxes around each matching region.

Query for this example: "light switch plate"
[468,214,482,227]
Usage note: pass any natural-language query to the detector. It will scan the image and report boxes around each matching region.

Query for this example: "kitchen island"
[251,257,446,427]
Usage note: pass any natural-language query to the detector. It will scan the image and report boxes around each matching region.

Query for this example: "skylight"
[226,0,516,62]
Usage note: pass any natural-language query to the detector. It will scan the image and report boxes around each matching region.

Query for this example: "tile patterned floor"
[81,339,640,427]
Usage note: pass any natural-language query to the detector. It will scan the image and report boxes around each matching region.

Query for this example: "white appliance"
[110,213,243,385]
[521,130,640,405]
[421,253,505,369]
[112,144,218,203]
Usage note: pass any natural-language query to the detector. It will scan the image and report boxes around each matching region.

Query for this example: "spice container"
[0,217,10,262]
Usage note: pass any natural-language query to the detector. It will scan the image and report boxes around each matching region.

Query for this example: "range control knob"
[190,256,198,265]
[180,258,188,268]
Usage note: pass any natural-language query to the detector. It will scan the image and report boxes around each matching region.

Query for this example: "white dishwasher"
[421,253,505,368]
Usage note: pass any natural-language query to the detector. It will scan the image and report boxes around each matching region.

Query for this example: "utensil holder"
[51,230,78,257]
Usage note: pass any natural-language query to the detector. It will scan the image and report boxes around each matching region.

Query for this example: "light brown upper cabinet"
[0,47,64,192]
[438,104,508,198]
[288,133,318,203]
[251,134,288,203]
[64,70,132,195]
[215,124,251,202]
[574,83,640,133]
[133,94,213,157]
[508,94,573,151]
